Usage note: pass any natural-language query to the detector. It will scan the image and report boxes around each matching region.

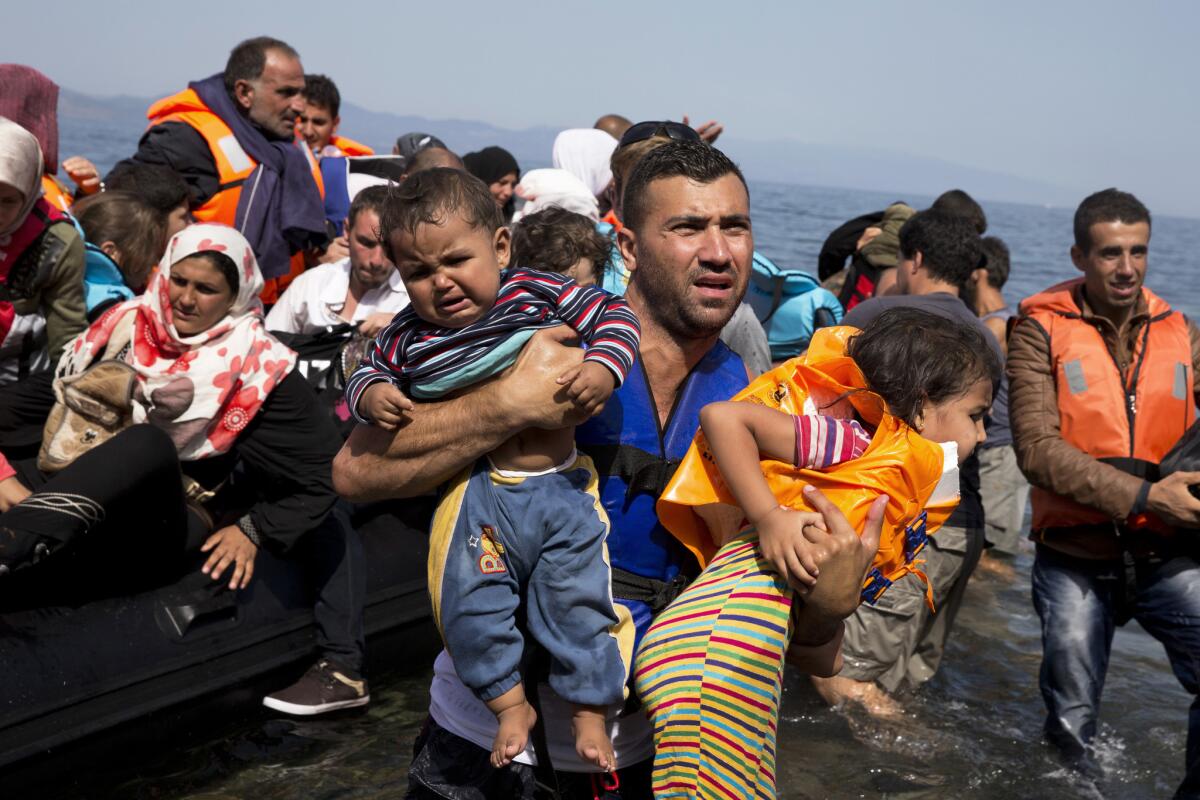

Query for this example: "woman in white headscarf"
[511,168,601,223]
[0,116,87,381]
[0,223,341,599]
[551,128,618,202]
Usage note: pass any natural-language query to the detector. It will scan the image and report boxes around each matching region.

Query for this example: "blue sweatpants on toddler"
[428,451,635,707]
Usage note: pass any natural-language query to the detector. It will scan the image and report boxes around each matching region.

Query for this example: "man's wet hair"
[848,307,1000,429]
[302,73,340,117]
[348,185,391,230]
[980,236,1011,289]
[511,207,611,282]
[621,140,748,233]
[224,36,300,94]
[406,146,464,176]
[379,168,502,261]
[74,192,168,284]
[1073,188,1151,253]
[104,163,190,215]
[931,189,987,235]
[898,209,983,291]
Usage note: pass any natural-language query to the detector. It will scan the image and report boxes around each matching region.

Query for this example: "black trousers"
[299,508,367,674]
[0,424,191,605]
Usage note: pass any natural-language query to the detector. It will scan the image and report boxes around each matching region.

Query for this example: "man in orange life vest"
[108,36,328,302]
[297,74,374,159]
[1009,188,1200,794]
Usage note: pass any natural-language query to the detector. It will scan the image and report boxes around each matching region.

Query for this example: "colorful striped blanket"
[634,531,790,800]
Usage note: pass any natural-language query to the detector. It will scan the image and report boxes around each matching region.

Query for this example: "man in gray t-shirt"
[813,209,1000,714]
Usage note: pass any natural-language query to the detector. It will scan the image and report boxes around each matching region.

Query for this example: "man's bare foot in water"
[811,674,904,718]
[572,704,615,771]
[975,551,1017,581]
[486,686,538,768]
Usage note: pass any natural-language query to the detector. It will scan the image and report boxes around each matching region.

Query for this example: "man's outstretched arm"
[333,327,588,501]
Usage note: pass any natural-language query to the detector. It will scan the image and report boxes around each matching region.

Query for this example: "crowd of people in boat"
[1,33,1199,799]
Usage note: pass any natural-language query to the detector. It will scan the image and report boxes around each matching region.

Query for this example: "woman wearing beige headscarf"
[0,116,86,382]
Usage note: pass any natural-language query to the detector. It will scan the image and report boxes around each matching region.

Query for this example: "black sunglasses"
[617,120,702,149]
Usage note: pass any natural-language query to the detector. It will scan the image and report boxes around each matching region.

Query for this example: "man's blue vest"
[576,340,748,647]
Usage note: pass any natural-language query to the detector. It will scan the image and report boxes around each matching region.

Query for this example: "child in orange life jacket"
[701,306,995,588]
[635,307,1000,799]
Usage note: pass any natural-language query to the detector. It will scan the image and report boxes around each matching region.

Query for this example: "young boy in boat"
[345,168,640,771]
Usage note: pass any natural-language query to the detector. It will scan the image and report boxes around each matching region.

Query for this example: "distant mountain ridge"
[57,87,1077,210]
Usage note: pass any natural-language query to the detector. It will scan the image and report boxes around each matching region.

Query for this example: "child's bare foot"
[572,705,615,772]
[491,701,537,768]
[810,674,904,718]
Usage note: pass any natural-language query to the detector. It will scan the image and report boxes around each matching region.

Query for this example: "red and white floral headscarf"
[59,223,297,460]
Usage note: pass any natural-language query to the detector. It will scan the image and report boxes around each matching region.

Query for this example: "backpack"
[745,252,844,361]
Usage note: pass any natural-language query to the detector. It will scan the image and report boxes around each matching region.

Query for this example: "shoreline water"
[26,130,1200,797]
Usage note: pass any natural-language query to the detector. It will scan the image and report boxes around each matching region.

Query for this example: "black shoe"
[262,659,369,715]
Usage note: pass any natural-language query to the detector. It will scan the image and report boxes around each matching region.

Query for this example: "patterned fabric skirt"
[633,530,792,799]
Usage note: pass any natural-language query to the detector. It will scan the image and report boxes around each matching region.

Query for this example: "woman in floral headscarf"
[0,223,342,596]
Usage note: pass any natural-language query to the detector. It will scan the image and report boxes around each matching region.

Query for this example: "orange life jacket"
[146,89,326,303]
[1019,278,1195,530]
[657,325,961,607]
[329,135,374,157]
[41,174,73,213]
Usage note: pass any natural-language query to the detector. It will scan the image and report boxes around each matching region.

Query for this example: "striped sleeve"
[792,415,872,469]
[512,268,641,385]
[344,309,419,424]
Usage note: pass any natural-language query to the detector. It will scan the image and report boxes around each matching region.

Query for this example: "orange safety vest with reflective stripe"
[146,89,326,302]
[657,325,961,607]
[41,174,73,214]
[1019,278,1196,530]
[329,135,374,157]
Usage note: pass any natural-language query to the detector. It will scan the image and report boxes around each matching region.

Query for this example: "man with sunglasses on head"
[600,121,771,377]
[333,140,875,799]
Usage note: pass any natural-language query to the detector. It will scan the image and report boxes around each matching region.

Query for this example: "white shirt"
[265,258,409,334]
[428,650,655,772]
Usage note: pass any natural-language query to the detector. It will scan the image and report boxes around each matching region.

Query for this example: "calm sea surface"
[58,139,1200,799]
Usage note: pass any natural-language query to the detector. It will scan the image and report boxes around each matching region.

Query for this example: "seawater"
[69,171,1199,798]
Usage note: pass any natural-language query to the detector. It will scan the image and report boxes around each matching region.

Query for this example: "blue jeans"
[1032,545,1200,797]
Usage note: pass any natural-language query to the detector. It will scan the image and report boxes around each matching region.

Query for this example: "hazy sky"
[8,1,1200,217]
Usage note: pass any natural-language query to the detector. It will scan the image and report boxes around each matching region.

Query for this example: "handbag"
[37,360,139,473]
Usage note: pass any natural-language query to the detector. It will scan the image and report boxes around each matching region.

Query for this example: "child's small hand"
[756,507,828,591]
[360,383,414,430]
[557,361,616,418]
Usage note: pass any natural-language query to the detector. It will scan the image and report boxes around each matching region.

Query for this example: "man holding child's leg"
[334,141,883,799]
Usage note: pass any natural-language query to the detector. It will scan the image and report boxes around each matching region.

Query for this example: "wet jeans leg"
[1130,555,1200,799]
[1031,546,1117,767]
[305,509,366,675]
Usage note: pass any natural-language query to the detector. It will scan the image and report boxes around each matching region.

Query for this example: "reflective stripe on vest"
[148,91,256,226]
[40,175,73,214]
[1020,278,1196,529]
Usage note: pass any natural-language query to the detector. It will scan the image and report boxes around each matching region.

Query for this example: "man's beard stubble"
[632,256,741,341]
